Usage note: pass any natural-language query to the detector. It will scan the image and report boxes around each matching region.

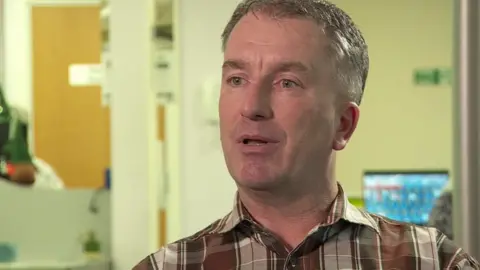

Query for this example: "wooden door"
[32,6,110,188]
[157,106,166,247]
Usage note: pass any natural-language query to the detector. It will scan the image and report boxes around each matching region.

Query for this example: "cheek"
[274,96,316,127]
[274,105,315,143]
[274,100,335,145]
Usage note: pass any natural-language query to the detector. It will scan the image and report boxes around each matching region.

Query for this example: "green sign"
[348,197,364,209]
[413,68,452,86]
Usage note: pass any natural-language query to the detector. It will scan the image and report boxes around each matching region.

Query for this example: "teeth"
[245,140,267,145]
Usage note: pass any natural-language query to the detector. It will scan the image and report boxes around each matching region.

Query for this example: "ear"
[332,102,360,151]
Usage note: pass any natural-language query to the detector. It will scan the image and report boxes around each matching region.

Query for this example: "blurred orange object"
[10,163,35,186]
[6,163,14,175]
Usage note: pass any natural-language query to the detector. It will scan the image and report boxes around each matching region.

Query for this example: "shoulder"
[365,212,479,269]
[132,218,227,270]
[434,232,480,269]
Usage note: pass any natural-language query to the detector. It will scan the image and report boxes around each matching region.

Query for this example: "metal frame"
[453,0,480,259]
[363,170,450,176]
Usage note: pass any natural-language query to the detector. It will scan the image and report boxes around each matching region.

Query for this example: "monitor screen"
[363,170,449,225]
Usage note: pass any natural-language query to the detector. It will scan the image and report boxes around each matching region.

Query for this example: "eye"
[280,79,299,89]
[226,76,245,87]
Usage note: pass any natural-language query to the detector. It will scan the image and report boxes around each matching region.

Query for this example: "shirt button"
[290,258,298,268]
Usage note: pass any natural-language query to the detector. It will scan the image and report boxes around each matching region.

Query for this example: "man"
[134,0,480,269]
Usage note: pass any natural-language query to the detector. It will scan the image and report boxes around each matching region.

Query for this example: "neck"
[238,178,338,249]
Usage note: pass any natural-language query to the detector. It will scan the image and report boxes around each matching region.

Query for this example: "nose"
[240,85,273,121]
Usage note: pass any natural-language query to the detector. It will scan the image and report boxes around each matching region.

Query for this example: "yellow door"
[32,6,110,188]
[157,106,167,247]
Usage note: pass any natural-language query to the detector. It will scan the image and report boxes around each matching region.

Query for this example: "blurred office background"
[0,0,470,269]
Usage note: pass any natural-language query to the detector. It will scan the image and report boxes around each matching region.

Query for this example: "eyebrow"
[222,59,248,70]
[222,59,310,73]
[275,61,309,73]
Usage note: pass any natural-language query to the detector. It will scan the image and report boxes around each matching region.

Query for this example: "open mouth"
[242,139,268,145]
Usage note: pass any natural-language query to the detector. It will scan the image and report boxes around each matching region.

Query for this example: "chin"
[233,166,282,191]
[225,154,285,190]
[235,178,278,190]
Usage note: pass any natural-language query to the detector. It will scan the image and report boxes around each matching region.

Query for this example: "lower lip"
[238,142,279,154]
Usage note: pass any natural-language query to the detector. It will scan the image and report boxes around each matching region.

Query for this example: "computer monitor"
[363,170,449,225]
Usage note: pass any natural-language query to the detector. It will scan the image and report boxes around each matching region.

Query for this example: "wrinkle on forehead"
[224,13,331,74]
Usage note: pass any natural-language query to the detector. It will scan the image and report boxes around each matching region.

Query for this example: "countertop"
[0,259,110,269]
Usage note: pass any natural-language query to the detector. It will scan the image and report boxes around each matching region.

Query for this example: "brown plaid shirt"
[133,185,480,270]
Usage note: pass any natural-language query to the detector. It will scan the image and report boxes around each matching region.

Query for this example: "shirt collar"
[214,183,380,235]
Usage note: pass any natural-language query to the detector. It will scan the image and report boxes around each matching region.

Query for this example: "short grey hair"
[221,0,369,105]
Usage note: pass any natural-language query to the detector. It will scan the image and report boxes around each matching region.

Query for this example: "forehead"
[224,12,329,69]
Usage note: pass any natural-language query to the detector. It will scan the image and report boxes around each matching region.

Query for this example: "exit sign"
[413,68,452,86]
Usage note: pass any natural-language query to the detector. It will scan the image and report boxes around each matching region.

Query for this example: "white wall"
[173,0,453,238]
[174,0,237,237]
[3,0,32,112]
[0,0,4,84]
[109,0,160,268]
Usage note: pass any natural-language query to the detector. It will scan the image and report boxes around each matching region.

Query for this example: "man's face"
[219,12,359,190]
